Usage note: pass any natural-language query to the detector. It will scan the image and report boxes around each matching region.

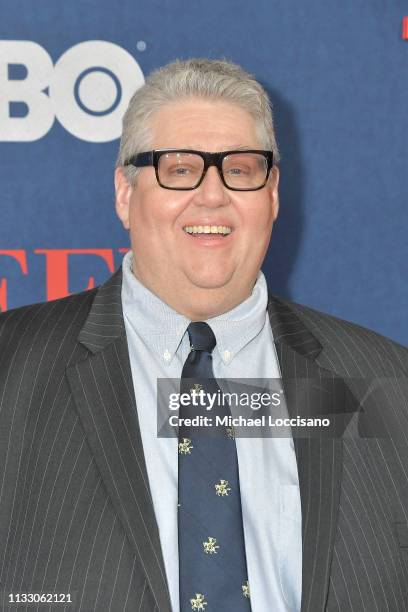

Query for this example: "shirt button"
[223,350,232,363]
[163,350,171,361]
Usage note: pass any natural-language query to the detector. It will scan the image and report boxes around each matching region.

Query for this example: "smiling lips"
[183,225,232,235]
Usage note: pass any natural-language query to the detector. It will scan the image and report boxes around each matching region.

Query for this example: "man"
[0,58,407,612]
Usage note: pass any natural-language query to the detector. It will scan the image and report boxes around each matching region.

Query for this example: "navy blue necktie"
[178,322,251,611]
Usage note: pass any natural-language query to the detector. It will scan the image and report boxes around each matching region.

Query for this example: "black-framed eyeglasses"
[124,149,274,191]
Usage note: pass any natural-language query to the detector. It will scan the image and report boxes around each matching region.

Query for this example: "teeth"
[184,225,232,235]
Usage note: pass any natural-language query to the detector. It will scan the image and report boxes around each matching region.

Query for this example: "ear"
[114,167,132,230]
[269,165,280,221]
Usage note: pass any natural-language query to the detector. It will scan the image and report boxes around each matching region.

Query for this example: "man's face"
[115,98,279,318]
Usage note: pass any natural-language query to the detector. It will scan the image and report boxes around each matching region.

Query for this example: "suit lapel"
[268,296,348,612]
[66,268,172,612]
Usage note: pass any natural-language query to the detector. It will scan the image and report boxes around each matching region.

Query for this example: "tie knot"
[187,322,216,353]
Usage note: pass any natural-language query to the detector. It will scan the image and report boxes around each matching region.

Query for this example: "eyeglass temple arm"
[124,151,154,167]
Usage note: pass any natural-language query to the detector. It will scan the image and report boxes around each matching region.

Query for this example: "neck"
[131,268,255,321]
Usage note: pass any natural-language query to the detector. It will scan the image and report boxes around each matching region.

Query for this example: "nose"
[192,166,230,208]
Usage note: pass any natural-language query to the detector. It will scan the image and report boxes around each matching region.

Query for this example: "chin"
[188,272,234,291]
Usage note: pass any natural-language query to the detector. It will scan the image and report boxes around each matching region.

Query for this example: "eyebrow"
[175,145,254,151]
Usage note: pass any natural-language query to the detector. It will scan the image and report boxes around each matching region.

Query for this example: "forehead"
[149,98,261,150]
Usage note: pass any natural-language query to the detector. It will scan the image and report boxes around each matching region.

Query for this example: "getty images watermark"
[167,387,330,429]
[155,378,354,439]
[157,376,407,439]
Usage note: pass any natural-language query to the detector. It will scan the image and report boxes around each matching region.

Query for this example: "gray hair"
[116,58,280,184]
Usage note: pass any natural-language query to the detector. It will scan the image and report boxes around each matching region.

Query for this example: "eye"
[168,165,193,175]
[226,166,250,175]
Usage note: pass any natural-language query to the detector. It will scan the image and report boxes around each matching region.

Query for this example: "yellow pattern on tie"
[203,536,219,554]
[190,593,207,610]
[215,479,231,496]
[178,438,193,454]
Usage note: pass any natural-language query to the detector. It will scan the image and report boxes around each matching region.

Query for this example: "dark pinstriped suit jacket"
[1,266,408,612]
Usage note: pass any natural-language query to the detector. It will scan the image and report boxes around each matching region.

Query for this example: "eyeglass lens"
[157,152,268,189]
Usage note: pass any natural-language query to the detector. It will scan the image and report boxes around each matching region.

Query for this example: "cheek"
[130,192,191,231]
[240,200,274,236]
[235,204,274,262]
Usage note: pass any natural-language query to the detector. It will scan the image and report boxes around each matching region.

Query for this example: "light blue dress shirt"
[121,251,302,612]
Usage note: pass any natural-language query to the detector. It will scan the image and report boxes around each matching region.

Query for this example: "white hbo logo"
[0,40,145,142]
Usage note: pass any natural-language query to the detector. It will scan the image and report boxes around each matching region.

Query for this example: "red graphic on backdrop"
[403,17,408,39]
[0,250,28,312]
[0,248,129,312]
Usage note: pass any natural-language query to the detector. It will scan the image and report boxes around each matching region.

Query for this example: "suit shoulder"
[271,295,408,375]
[0,288,98,358]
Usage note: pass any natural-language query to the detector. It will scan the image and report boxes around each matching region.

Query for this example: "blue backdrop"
[1,0,407,345]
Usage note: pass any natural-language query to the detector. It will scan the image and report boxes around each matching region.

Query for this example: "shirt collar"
[121,251,190,363]
[205,272,269,364]
[121,251,269,365]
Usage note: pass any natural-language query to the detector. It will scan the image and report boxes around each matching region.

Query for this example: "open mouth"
[183,225,232,236]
